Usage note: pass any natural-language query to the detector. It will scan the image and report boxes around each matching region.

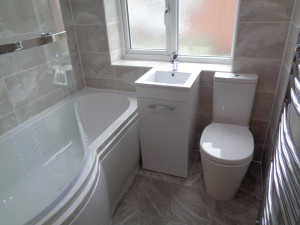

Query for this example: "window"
[120,0,238,62]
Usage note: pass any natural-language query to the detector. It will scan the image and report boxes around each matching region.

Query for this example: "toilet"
[200,72,258,200]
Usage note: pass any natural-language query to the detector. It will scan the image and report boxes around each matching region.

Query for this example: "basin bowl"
[135,67,200,102]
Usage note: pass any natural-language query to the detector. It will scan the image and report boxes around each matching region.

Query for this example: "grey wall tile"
[65,26,79,54]
[16,88,65,123]
[292,0,300,26]
[235,23,289,59]
[107,23,121,52]
[115,66,150,82]
[116,79,136,92]
[71,0,106,25]
[249,119,269,144]
[110,49,121,63]
[283,23,299,69]
[4,63,61,109]
[198,87,213,114]
[70,53,83,79]
[239,0,294,22]
[0,54,17,78]
[253,143,264,162]
[197,112,212,135]
[0,79,14,119]
[232,58,281,92]
[199,71,214,87]
[75,77,85,91]
[103,0,119,24]
[59,0,74,27]
[80,52,114,77]
[85,77,116,90]
[0,112,19,136]
[75,25,109,52]
[251,91,275,121]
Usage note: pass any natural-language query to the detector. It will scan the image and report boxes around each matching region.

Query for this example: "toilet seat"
[200,123,254,165]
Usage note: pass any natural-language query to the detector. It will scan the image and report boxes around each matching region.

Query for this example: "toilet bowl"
[200,72,257,200]
[200,123,253,200]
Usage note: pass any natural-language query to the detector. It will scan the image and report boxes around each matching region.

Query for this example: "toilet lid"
[200,123,254,165]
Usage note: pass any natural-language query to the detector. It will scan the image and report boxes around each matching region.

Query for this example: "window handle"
[164,8,169,26]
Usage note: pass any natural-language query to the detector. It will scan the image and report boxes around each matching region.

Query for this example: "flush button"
[233,73,239,77]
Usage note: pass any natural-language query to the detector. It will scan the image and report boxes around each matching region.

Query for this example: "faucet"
[169,51,179,71]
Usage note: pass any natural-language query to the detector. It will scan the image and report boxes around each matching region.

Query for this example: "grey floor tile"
[113,158,262,225]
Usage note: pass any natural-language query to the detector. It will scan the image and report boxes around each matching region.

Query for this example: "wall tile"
[0,79,14,119]
[71,0,106,25]
[197,112,212,135]
[107,23,121,52]
[4,63,61,109]
[0,54,17,77]
[198,87,213,114]
[75,25,109,52]
[16,88,65,123]
[75,77,85,91]
[116,79,136,92]
[104,0,119,24]
[283,23,299,69]
[0,112,19,136]
[253,143,264,162]
[235,22,289,59]
[85,77,116,90]
[110,49,121,63]
[80,52,114,78]
[239,0,294,22]
[269,66,290,131]
[232,58,281,92]
[70,53,83,79]
[65,26,78,54]
[115,66,150,82]
[59,0,74,27]
[249,119,269,144]
[199,71,214,87]
[251,91,275,121]
[292,0,300,26]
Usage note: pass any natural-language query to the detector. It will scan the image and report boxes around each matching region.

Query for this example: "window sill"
[112,59,232,73]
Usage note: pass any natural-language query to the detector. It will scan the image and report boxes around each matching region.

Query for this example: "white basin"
[135,68,199,88]
[135,67,200,102]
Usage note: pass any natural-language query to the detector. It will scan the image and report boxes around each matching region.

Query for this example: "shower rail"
[0,31,66,55]
[257,34,300,225]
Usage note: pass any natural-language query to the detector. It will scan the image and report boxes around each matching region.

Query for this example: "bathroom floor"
[112,152,263,225]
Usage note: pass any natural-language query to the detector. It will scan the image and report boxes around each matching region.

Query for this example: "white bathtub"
[0,88,140,225]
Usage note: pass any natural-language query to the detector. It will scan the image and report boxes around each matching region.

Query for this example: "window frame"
[119,0,239,64]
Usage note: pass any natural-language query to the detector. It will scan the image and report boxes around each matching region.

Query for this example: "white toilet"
[200,72,258,200]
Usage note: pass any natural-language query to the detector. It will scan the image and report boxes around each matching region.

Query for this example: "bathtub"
[0,88,140,225]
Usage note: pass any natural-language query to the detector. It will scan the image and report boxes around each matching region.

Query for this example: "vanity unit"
[135,67,200,178]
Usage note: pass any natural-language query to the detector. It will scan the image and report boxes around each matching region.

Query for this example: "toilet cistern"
[169,51,178,71]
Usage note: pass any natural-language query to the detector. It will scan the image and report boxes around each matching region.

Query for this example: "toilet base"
[201,151,251,200]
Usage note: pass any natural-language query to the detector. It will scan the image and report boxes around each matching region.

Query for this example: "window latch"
[164,8,169,26]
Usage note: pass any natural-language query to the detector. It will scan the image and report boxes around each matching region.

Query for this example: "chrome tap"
[169,52,179,71]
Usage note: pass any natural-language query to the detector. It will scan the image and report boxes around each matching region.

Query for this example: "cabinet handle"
[148,104,175,112]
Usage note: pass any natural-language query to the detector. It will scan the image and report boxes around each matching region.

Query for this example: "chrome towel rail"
[0,31,66,55]
[257,33,300,225]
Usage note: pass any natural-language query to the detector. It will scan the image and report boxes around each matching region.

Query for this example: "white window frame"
[119,0,239,64]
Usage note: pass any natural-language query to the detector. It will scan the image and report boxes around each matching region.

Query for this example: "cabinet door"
[137,97,189,178]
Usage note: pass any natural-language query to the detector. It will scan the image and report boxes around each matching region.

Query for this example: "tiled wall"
[67,0,151,92]
[262,0,300,183]
[0,0,84,136]
[64,0,296,162]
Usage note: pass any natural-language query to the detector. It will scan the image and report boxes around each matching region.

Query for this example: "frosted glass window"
[179,0,237,57]
[126,0,166,50]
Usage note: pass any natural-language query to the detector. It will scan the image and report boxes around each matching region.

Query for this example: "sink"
[135,67,200,102]
[135,68,199,88]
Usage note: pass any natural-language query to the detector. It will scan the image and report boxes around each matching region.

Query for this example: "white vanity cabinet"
[135,67,200,178]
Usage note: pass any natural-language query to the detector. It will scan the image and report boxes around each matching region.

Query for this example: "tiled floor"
[112,152,263,225]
